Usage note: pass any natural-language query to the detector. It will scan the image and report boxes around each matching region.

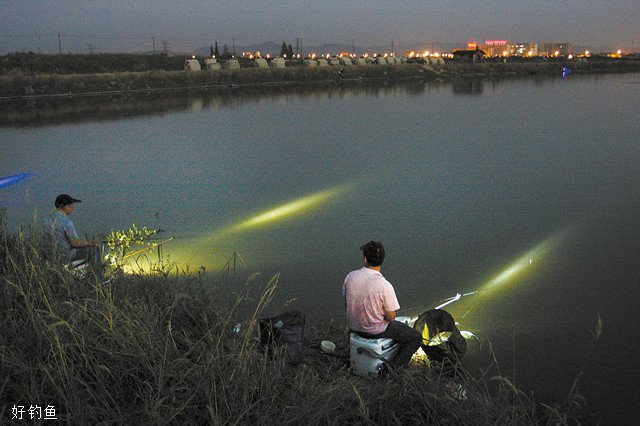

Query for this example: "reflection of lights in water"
[225,186,346,234]
[407,226,572,325]
[477,231,564,295]
[122,184,350,273]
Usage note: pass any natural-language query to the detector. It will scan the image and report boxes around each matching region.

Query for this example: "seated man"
[343,241,421,371]
[42,194,103,275]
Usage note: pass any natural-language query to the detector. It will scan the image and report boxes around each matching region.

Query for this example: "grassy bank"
[2,52,639,100]
[0,64,431,99]
[0,218,588,424]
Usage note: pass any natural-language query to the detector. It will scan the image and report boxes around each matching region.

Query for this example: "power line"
[0,32,254,43]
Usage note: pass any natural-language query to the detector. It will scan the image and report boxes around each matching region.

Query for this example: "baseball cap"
[55,194,82,208]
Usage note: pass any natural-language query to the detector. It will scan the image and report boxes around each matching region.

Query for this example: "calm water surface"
[2,74,639,422]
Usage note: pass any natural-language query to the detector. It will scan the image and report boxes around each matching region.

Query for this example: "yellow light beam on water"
[226,186,346,234]
[407,225,575,327]
[477,228,569,296]
[150,184,351,272]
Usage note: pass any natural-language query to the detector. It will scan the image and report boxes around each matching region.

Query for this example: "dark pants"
[359,320,422,368]
[69,245,105,278]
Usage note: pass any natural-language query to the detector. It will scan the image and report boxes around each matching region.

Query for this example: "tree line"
[207,41,295,58]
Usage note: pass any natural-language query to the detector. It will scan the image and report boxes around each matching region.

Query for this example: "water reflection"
[451,78,484,95]
[0,75,569,127]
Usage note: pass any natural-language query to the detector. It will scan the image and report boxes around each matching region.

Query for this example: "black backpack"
[413,309,467,363]
[259,310,305,365]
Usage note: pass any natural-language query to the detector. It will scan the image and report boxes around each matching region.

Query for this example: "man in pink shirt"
[343,241,421,370]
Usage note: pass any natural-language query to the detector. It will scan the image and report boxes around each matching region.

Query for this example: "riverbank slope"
[1,53,639,100]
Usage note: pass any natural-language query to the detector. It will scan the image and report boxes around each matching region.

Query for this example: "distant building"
[538,42,572,57]
[452,48,486,63]
[478,39,572,57]
[510,43,538,57]
[479,40,510,57]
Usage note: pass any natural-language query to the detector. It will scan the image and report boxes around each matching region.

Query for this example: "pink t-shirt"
[343,267,400,335]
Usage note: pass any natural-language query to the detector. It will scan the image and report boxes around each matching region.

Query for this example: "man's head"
[360,241,385,267]
[55,194,81,215]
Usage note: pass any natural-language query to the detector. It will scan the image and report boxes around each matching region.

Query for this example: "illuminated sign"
[485,40,508,45]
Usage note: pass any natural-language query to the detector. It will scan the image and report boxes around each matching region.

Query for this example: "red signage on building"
[485,40,508,45]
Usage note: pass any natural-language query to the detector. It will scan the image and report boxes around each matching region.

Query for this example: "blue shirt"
[42,210,78,260]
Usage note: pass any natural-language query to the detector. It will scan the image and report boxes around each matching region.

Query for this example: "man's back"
[42,210,77,260]
[343,267,400,335]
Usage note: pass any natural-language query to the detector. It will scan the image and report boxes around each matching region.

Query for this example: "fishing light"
[0,173,33,189]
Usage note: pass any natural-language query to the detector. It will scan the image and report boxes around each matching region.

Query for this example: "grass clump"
[0,218,585,424]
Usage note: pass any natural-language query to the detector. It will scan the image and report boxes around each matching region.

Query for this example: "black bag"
[413,309,467,363]
[259,310,305,365]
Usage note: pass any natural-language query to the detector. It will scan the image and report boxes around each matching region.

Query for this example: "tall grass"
[1,218,585,424]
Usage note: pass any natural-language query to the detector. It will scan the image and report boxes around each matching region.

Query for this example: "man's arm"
[384,310,396,322]
[68,238,98,248]
[64,220,97,248]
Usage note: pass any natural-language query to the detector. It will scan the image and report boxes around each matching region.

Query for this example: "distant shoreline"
[1,56,639,102]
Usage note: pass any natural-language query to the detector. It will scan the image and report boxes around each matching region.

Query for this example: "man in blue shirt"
[43,194,102,273]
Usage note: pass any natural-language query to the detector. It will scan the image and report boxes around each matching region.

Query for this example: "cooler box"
[349,334,399,377]
[349,317,410,377]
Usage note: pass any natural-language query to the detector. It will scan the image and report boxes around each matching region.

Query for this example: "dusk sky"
[1,0,638,54]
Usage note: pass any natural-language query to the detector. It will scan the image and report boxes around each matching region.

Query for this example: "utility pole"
[58,33,62,54]
[391,40,394,56]
[153,37,156,54]
[352,39,355,54]
[300,38,303,57]
[232,36,235,57]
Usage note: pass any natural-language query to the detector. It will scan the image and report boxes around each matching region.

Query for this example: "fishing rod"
[434,291,479,310]
[402,290,480,315]
[119,237,175,260]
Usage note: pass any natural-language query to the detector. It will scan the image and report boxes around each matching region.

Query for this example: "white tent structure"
[223,59,240,69]
[184,59,202,71]
[270,58,286,68]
